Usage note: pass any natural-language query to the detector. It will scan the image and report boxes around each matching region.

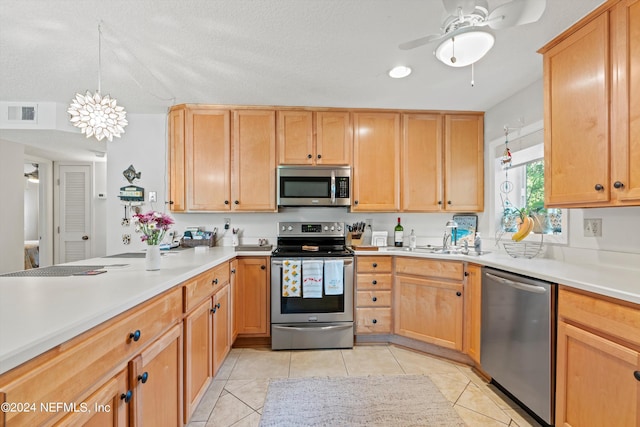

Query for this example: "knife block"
[347,232,363,247]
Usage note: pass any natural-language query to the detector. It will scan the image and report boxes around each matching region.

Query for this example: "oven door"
[271,257,354,324]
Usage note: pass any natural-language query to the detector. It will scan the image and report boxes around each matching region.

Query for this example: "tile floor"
[187,344,542,427]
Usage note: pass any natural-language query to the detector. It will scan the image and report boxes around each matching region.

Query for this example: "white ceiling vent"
[7,104,37,123]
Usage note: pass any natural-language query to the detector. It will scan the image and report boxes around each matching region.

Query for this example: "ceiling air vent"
[7,104,37,123]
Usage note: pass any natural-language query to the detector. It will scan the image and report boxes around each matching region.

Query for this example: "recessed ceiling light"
[388,66,412,79]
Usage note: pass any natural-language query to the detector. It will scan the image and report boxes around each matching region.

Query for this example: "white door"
[58,164,92,263]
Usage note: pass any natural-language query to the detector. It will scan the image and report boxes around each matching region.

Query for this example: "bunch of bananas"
[512,215,534,242]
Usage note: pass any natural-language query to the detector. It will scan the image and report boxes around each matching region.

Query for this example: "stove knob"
[324,226,329,231]
[287,225,293,231]
[337,226,342,231]
[330,226,335,231]
[281,225,286,231]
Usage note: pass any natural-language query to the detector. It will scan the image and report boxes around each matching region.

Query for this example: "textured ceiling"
[0,0,604,159]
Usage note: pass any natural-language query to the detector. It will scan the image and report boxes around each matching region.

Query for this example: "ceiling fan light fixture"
[388,65,412,79]
[434,28,495,67]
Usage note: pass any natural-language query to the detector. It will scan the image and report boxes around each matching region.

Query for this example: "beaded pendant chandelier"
[68,23,128,142]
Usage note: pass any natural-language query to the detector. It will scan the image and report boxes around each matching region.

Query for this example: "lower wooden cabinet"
[183,298,213,421]
[355,256,393,334]
[555,287,640,427]
[394,258,464,351]
[230,259,238,343]
[212,283,231,374]
[463,263,482,365]
[236,257,270,336]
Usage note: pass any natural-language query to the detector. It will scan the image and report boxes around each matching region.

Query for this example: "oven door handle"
[273,324,353,332]
[271,259,354,266]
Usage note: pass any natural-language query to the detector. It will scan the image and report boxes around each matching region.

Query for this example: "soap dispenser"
[409,229,417,249]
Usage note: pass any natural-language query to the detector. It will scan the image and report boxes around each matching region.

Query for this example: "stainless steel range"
[271,222,354,350]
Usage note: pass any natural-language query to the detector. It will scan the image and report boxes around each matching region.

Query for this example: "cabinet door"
[394,275,463,350]
[232,110,277,211]
[555,321,640,427]
[230,259,238,342]
[401,113,443,211]
[183,298,212,423]
[56,369,129,427]
[236,257,270,336]
[212,283,231,375]
[463,264,482,365]
[543,14,611,206]
[444,114,484,211]
[316,111,352,165]
[352,112,400,211]
[130,324,182,427]
[186,108,231,211]
[168,107,186,212]
[611,0,640,203]
[277,110,314,165]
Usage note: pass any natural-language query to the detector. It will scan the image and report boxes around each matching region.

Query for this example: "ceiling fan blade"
[399,33,445,50]
[442,0,477,16]
[488,0,546,30]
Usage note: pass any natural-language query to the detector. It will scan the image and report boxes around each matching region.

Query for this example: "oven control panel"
[277,222,344,237]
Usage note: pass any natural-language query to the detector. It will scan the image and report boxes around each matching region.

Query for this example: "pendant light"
[68,23,128,142]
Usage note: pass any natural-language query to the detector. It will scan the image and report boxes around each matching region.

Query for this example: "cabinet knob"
[372,263,378,268]
[212,278,218,285]
[456,291,462,297]
[594,184,604,191]
[614,181,624,189]
[372,296,377,302]
[634,371,640,381]
[217,303,221,309]
[138,372,149,384]
[121,390,132,403]
[307,154,312,159]
[224,200,229,205]
[464,271,469,277]
[231,269,236,274]
[372,319,377,324]
[317,154,322,159]
[234,200,239,205]
[354,200,359,205]
[211,307,217,314]
[261,265,266,270]
[447,200,452,205]
[372,280,377,285]
[129,330,141,342]
[169,201,174,205]
[438,200,443,205]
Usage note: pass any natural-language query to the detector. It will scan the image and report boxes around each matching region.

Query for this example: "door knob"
[82,235,89,240]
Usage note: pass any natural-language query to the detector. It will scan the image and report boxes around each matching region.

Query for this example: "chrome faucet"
[442,232,452,252]
[442,220,458,252]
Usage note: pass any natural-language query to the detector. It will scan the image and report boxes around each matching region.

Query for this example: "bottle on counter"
[409,229,417,249]
[474,232,482,254]
[363,224,372,246]
[394,217,404,247]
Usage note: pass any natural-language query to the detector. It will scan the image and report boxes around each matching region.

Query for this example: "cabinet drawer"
[558,287,640,347]
[0,288,181,427]
[356,308,392,334]
[395,257,464,281]
[356,273,392,290]
[357,256,392,273]
[356,290,392,307]
[184,262,229,312]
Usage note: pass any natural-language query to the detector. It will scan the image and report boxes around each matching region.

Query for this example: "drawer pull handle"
[372,263,378,268]
[372,297,377,302]
[129,330,141,342]
[634,371,640,381]
[372,280,377,285]
[138,372,149,384]
[212,278,219,285]
[456,291,462,297]
[372,319,377,324]
[121,390,132,403]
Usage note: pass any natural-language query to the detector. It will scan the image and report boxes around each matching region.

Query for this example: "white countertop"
[1,246,638,376]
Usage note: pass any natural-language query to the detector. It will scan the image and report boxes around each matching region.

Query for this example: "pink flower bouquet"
[133,210,174,245]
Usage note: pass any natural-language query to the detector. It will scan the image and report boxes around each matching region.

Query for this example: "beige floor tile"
[191,380,226,422]
[428,372,471,403]
[341,345,404,376]
[215,348,242,380]
[230,411,261,427]
[456,382,512,424]
[390,345,463,375]
[224,379,270,410]
[503,407,543,427]
[187,422,206,427]
[229,349,291,380]
[454,405,510,426]
[482,383,522,410]
[205,393,255,427]
[289,349,348,378]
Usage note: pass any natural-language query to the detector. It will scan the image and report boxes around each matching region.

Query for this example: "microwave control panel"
[336,177,349,198]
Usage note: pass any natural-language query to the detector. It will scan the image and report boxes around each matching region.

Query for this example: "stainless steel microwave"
[277,166,351,207]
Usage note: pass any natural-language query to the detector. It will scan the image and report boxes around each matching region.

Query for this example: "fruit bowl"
[503,241,544,258]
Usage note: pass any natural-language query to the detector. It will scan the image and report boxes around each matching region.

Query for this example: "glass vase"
[145,244,161,271]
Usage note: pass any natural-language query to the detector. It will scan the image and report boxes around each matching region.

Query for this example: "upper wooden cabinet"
[232,110,277,211]
[352,112,401,211]
[168,105,276,212]
[401,113,484,212]
[277,110,352,165]
[539,0,640,207]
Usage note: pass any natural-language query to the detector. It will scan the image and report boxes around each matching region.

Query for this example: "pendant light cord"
[98,22,102,94]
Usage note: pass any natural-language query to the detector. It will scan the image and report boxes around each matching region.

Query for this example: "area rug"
[259,375,466,426]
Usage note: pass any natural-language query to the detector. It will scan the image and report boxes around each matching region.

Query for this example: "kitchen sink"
[381,246,490,256]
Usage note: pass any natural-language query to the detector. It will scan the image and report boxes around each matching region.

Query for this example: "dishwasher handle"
[484,272,548,294]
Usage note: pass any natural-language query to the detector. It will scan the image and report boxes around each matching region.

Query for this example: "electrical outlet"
[224,218,231,230]
[583,218,602,237]
[149,191,157,202]
[122,234,131,245]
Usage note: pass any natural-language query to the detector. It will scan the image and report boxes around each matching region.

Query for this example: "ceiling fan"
[399,0,546,67]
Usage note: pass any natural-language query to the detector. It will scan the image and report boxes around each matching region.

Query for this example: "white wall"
[24,178,39,240]
[0,139,26,273]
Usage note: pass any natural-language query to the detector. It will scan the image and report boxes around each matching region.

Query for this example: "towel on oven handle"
[324,259,344,295]
[282,259,301,297]
[302,259,323,298]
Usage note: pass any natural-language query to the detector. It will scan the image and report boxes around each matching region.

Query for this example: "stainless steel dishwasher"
[481,267,556,426]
